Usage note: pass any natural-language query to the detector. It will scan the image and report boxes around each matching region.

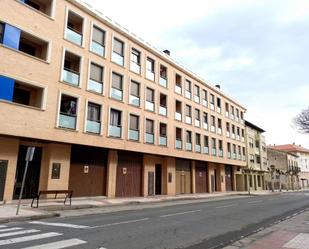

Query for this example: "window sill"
[0,99,45,111]
[128,104,141,109]
[84,131,103,137]
[127,139,141,143]
[107,136,123,140]
[108,96,124,103]
[89,50,107,60]
[110,60,126,69]
[86,89,104,97]
[129,68,142,77]
[55,126,78,133]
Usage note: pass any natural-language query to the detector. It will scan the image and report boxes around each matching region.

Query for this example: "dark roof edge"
[245,120,265,133]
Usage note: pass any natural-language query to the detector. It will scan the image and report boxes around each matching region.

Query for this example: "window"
[232,125,235,139]
[109,109,122,137]
[23,0,54,17]
[175,100,182,121]
[145,119,154,144]
[241,129,245,141]
[112,38,124,66]
[86,102,101,134]
[186,131,192,151]
[195,133,201,152]
[129,80,140,106]
[210,115,216,132]
[236,127,240,140]
[130,48,141,74]
[225,102,229,117]
[185,105,192,124]
[176,127,182,149]
[66,11,83,46]
[230,105,235,119]
[217,97,221,113]
[159,93,167,116]
[203,112,208,130]
[249,137,254,148]
[212,138,216,156]
[202,89,208,107]
[185,80,192,99]
[146,57,155,81]
[238,146,241,159]
[210,94,215,110]
[256,155,261,164]
[91,26,105,56]
[203,136,209,154]
[175,74,182,94]
[218,118,222,134]
[59,94,77,130]
[159,65,167,87]
[194,85,200,103]
[129,114,139,141]
[250,154,255,163]
[0,22,4,43]
[226,122,230,137]
[243,147,246,160]
[218,140,223,157]
[159,123,167,146]
[145,87,155,111]
[227,143,231,158]
[111,72,123,101]
[88,63,103,93]
[63,51,81,86]
[236,108,240,121]
[194,108,200,127]
[233,144,237,159]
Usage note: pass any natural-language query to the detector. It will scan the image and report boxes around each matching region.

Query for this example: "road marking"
[267,198,276,201]
[0,229,39,238]
[215,204,238,209]
[29,221,89,229]
[0,227,23,233]
[0,225,7,228]
[160,210,201,218]
[248,200,263,204]
[91,218,149,229]
[22,238,87,249]
[0,232,61,246]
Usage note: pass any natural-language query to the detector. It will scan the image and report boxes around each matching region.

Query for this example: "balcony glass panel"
[112,52,124,66]
[130,62,141,74]
[59,114,76,129]
[241,137,245,142]
[146,71,155,81]
[159,106,167,116]
[146,133,154,144]
[185,116,192,124]
[63,69,79,86]
[237,135,240,141]
[202,100,207,107]
[210,104,215,110]
[159,136,167,146]
[175,112,182,121]
[194,95,200,103]
[109,125,121,137]
[218,128,222,135]
[211,126,216,132]
[227,152,231,158]
[175,85,181,94]
[66,28,82,46]
[195,120,200,127]
[145,101,154,111]
[232,133,236,139]
[91,41,105,56]
[225,111,229,117]
[195,144,201,153]
[217,107,221,113]
[226,131,230,137]
[88,79,103,93]
[129,95,140,106]
[232,153,237,159]
[159,77,167,88]
[203,147,209,154]
[203,123,208,130]
[242,155,246,161]
[86,120,101,134]
[175,139,182,149]
[129,129,139,141]
[238,154,241,160]
[185,90,191,99]
[186,142,192,151]
[212,148,217,156]
[230,114,234,119]
[111,88,123,101]
[218,149,223,157]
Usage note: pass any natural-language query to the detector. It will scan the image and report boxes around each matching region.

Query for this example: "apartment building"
[0,0,246,202]
[236,121,267,191]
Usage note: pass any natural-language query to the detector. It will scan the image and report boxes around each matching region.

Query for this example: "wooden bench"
[31,190,73,208]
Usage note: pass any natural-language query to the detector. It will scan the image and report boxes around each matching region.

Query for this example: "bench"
[31,190,73,208]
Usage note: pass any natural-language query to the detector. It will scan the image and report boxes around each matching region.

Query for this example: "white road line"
[215,204,238,209]
[0,225,7,228]
[0,227,23,233]
[22,238,87,249]
[29,221,89,229]
[0,232,61,246]
[91,218,149,229]
[0,229,39,238]
[248,200,263,204]
[160,210,201,218]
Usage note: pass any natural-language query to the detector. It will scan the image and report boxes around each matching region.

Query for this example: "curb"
[0,212,59,224]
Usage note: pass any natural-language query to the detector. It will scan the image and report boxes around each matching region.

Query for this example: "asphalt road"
[1,192,309,249]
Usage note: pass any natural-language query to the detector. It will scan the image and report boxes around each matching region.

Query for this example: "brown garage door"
[116,151,142,197]
[176,159,191,194]
[195,161,208,193]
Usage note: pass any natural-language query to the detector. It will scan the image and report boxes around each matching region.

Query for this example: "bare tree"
[294,107,309,133]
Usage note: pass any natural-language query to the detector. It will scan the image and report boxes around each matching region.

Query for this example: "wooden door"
[195,161,208,193]
[0,160,8,201]
[176,159,191,194]
[225,165,233,191]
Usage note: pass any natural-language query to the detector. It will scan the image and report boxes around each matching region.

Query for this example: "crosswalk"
[0,224,87,248]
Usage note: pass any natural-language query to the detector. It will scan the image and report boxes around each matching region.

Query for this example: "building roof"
[68,0,246,110]
[267,147,299,157]
[245,120,265,133]
[268,144,309,154]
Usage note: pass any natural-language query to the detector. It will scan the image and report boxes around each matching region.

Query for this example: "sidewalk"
[0,190,298,224]
[224,208,309,249]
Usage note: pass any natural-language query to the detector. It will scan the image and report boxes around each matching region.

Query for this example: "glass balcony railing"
[91,41,105,56]
[226,131,230,137]
[202,99,208,107]
[210,103,215,110]
[237,135,240,141]
[194,95,200,103]
[146,70,155,81]
[66,27,82,46]
[185,90,191,99]
[195,144,201,153]
[232,153,237,159]
[145,101,154,111]
[211,125,216,132]
[130,62,141,74]
[185,116,192,124]
[175,139,182,149]
[159,136,167,146]
[242,155,246,161]
[218,149,223,157]
[232,133,236,139]
[129,95,140,106]
[238,154,241,160]
[212,148,217,156]
[88,79,103,93]
[217,107,221,113]
[159,77,167,88]
[59,113,76,130]
[195,119,200,127]
[63,68,80,86]
[226,111,229,117]
[203,123,208,130]
[203,147,209,154]
[86,120,101,134]
[227,152,231,158]
[218,128,222,135]
[175,85,181,94]
[146,133,154,144]
[111,88,123,101]
[129,129,139,141]
[175,112,182,121]
[112,52,124,66]
[186,142,192,151]
[109,125,121,137]
[159,106,167,116]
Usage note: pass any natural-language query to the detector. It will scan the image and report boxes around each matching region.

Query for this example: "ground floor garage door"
[195,161,208,193]
[176,159,191,194]
[69,145,107,197]
[116,151,142,197]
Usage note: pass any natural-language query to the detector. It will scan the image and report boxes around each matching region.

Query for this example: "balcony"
[159,106,167,116]
[66,27,82,46]
[195,119,200,127]
[109,125,121,137]
[59,113,76,130]
[88,79,103,94]
[212,148,217,156]
[146,133,154,144]
[217,107,221,113]
[111,88,123,101]
[241,137,245,142]
[210,103,215,110]
[145,101,154,112]
[232,133,236,139]
[91,41,105,56]
[227,152,231,158]
[232,153,237,159]
[186,142,192,151]
[225,111,229,117]
[230,114,234,120]
[236,135,240,141]
[175,85,182,94]
[203,147,209,154]
[218,128,222,135]
[202,99,208,107]
[185,116,192,124]
[218,149,223,157]
[210,125,216,133]
[130,62,141,74]
[112,52,124,66]
[195,144,201,153]
[129,129,139,141]
[129,95,140,106]
[146,71,155,81]
[185,90,191,99]
[86,120,101,134]
[226,131,230,137]
[175,139,182,149]
[63,68,79,86]
[194,95,200,103]
[159,77,167,88]
[238,154,241,160]
[242,155,246,161]
[175,112,182,121]
[159,136,167,146]
[203,123,208,130]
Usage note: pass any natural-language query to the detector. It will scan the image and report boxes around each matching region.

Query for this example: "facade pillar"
[232,166,237,191]
[219,164,226,192]
[191,160,196,194]
[166,157,176,196]
[106,150,118,198]
[207,163,214,192]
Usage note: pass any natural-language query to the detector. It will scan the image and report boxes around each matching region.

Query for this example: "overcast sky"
[85,0,309,148]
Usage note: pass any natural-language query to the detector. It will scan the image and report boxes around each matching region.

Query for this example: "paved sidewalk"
[224,208,309,249]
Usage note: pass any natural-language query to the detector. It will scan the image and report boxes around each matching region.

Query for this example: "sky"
[85,0,309,148]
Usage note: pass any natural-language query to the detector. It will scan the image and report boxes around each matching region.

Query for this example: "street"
[1,192,309,249]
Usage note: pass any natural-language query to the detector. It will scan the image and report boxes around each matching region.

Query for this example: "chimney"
[215,84,221,89]
[163,50,170,56]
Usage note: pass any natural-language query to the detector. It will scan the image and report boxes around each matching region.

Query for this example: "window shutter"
[112,73,122,89]
[113,38,123,55]
[92,26,105,45]
[131,81,139,96]
[90,63,103,82]
[146,88,154,102]
[146,119,153,133]
[88,103,100,121]
[130,115,138,130]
